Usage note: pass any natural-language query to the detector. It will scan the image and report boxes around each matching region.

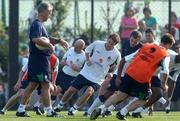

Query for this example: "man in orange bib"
[90,33,175,120]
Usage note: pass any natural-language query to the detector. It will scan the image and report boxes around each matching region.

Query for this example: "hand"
[106,73,113,80]
[14,82,21,91]
[59,38,69,50]
[61,60,67,66]
[71,64,79,72]
[48,43,55,54]
[162,84,169,92]
[86,59,93,66]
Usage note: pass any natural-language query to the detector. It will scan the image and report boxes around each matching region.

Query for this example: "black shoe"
[16,111,30,117]
[102,110,112,117]
[166,109,170,114]
[132,112,142,118]
[83,111,89,117]
[67,111,74,116]
[54,105,63,112]
[47,111,63,117]
[33,106,43,115]
[0,110,5,115]
[90,108,101,120]
[116,112,127,120]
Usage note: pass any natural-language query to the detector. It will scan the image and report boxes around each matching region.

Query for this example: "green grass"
[0,111,180,121]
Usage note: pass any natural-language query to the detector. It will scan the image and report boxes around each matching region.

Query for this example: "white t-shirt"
[62,47,86,77]
[80,41,121,85]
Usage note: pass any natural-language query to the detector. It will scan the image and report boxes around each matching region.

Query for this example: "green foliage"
[0,21,8,82]
[48,0,71,37]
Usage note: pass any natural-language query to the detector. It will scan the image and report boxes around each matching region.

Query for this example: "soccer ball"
[35,37,50,50]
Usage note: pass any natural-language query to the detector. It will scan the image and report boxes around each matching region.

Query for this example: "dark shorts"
[151,76,162,88]
[56,70,76,93]
[28,54,51,83]
[107,74,119,91]
[71,74,100,91]
[119,74,150,100]
[20,80,30,89]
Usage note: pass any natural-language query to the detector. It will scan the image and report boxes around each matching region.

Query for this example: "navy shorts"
[28,54,51,83]
[107,74,119,91]
[56,70,76,93]
[20,80,29,89]
[151,76,162,88]
[71,74,100,91]
[119,74,150,100]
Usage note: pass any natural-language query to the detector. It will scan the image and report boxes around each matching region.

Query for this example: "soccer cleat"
[67,111,74,116]
[47,111,64,117]
[33,106,43,115]
[83,111,90,117]
[116,112,127,120]
[166,109,170,114]
[126,112,131,117]
[54,104,63,112]
[90,108,101,120]
[132,112,142,118]
[0,110,5,115]
[102,110,112,117]
[16,111,30,117]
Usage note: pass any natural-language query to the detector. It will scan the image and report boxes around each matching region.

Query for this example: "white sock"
[120,107,128,116]
[59,100,65,105]
[158,97,167,105]
[124,97,138,109]
[87,97,103,114]
[107,105,115,112]
[1,108,6,112]
[99,105,106,114]
[34,101,41,107]
[44,106,53,115]
[133,107,144,113]
[17,104,26,113]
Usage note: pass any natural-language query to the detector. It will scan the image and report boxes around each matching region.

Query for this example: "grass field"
[0,111,180,121]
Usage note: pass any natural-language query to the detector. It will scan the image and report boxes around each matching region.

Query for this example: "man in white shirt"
[54,33,121,115]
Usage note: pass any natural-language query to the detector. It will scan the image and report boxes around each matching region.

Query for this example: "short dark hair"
[108,33,120,44]
[143,7,152,14]
[161,33,175,46]
[37,2,53,13]
[145,28,155,36]
[130,30,142,39]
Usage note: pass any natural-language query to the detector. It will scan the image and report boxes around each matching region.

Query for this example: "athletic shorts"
[28,54,51,83]
[107,74,119,91]
[56,70,76,93]
[71,74,100,91]
[20,80,29,89]
[119,74,150,100]
[151,76,162,88]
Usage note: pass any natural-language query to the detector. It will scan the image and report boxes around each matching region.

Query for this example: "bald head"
[74,39,85,53]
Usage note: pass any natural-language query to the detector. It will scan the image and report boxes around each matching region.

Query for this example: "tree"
[48,0,71,37]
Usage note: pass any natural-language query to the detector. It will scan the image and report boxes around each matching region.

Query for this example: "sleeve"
[62,48,70,60]
[53,59,59,73]
[30,21,42,39]
[85,41,96,54]
[22,63,28,72]
[124,49,140,62]
[161,56,170,74]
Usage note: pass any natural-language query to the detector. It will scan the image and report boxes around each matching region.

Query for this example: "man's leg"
[54,86,78,111]
[68,86,95,115]
[16,82,38,117]
[0,89,24,115]
[90,91,128,120]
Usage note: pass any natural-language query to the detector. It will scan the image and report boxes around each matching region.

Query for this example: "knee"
[67,86,78,94]
[85,87,94,96]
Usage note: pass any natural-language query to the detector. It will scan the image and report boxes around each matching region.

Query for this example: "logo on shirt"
[107,56,111,61]
[99,58,103,63]
[149,47,156,53]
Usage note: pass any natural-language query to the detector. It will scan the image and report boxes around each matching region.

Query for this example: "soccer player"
[86,31,143,116]
[53,39,86,107]
[0,54,59,115]
[90,33,175,120]
[16,2,69,117]
[54,33,121,115]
